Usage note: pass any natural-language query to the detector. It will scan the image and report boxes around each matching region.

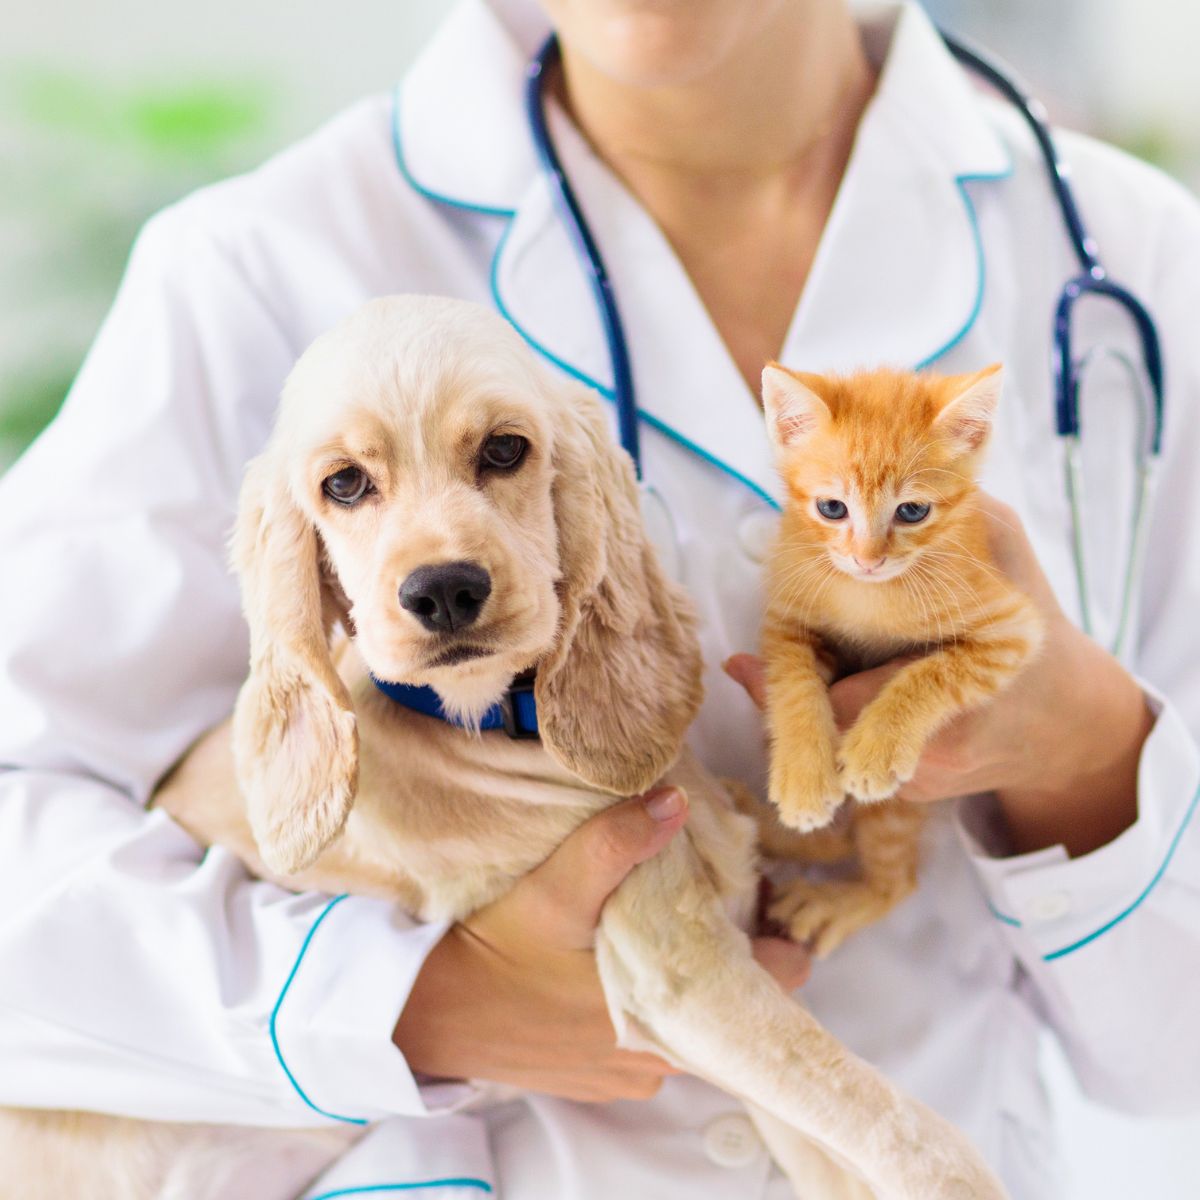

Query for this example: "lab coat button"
[1025,890,1072,923]
[738,510,781,563]
[702,1113,763,1168]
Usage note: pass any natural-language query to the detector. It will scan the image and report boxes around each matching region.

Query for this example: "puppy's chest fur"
[344,681,610,921]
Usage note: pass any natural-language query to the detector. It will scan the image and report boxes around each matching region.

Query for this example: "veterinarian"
[1,0,1198,1197]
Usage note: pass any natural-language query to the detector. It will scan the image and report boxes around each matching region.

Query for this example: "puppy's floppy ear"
[535,385,704,795]
[230,452,358,874]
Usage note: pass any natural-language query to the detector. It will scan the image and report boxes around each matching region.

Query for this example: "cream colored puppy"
[0,297,1007,1200]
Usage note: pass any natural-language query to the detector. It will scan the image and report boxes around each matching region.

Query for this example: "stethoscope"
[523,31,1165,663]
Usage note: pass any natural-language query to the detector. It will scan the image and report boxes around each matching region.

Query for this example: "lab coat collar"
[397,1,1014,508]
[396,0,545,215]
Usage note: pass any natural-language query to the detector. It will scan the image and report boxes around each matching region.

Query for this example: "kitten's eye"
[815,498,848,521]
[323,467,371,506]
[480,433,528,472]
[895,501,931,524]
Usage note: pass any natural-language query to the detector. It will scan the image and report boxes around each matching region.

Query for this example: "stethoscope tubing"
[1054,275,1164,452]
[525,38,642,479]
[940,33,1165,455]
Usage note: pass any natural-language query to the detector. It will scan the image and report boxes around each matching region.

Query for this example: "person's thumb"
[497,788,688,950]
[724,654,767,710]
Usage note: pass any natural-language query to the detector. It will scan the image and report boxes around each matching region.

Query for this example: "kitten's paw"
[836,725,921,803]
[769,878,901,957]
[768,748,844,831]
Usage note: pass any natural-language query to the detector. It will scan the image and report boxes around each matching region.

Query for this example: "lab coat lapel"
[780,5,1013,375]
[396,0,543,214]
[398,1,1014,509]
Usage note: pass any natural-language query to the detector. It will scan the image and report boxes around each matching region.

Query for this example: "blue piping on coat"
[914,168,1014,370]
[307,1182,493,1198]
[988,775,1200,960]
[270,894,368,1125]
[391,86,518,219]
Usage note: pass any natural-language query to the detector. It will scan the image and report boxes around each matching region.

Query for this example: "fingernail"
[644,787,685,821]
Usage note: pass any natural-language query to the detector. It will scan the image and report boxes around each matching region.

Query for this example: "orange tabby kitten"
[758,363,1044,955]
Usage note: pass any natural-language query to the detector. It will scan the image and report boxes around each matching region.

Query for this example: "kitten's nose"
[853,555,887,573]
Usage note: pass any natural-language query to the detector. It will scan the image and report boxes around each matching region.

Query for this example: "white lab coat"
[1,2,1198,1197]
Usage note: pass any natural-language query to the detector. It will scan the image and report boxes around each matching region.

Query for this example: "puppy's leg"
[0,1109,354,1200]
[769,803,925,957]
[746,1104,877,1200]
[597,837,1007,1200]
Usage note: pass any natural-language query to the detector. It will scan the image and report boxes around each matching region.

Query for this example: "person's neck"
[554,1,873,186]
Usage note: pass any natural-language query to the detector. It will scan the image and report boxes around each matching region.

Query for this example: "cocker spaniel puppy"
[1,298,1006,1200]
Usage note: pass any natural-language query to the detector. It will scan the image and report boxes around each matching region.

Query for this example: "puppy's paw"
[768,745,844,831]
[836,723,921,804]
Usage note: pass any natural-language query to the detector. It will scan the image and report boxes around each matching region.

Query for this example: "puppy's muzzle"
[400,561,492,632]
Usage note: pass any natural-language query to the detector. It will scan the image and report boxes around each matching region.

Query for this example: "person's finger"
[504,788,689,949]
[751,935,812,991]
[609,1050,683,1076]
[828,660,907,729]
[724,653,767,709]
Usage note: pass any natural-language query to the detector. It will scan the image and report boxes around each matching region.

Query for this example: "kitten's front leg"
[838,596,1044,802]
[762,618,844,831]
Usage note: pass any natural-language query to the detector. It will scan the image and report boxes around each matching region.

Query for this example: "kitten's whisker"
[915,568,946,645]
[903,567,939,646]
[896,443,930,478]
[803,567,839,623]
[914,562,969,637]
[973,505,1021,536]
[916,552,982,619]
[928,533,1006,573]
[773,558,836,610]
[925,540,1006,587]
[903,469,960,491]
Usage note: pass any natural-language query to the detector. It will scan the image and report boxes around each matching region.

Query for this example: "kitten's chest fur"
[800,574,967,676]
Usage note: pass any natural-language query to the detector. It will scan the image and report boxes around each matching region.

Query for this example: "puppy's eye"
[895,501,931,524]
[323,466,371,506]
[480,433,528,472]
[815,498,848,521]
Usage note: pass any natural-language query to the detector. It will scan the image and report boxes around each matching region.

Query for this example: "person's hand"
[726,496,1152,857]
[393,787,811,1102]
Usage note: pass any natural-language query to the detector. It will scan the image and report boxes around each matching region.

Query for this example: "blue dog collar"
[372,671,539,740]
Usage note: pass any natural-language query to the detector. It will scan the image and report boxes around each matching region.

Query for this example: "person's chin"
[555,1,762,88]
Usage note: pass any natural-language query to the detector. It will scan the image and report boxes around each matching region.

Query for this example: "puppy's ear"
[230,452,357,874]
[535,385,704,795]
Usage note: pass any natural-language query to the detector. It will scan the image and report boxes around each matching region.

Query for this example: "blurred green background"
[1,70,269,458]
[0,0,450,466]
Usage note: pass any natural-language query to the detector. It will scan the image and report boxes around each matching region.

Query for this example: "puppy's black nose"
[399,562,492,632]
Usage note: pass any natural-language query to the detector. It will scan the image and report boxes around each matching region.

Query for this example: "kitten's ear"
[762,364,832,449]
[935,364,1003,454]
